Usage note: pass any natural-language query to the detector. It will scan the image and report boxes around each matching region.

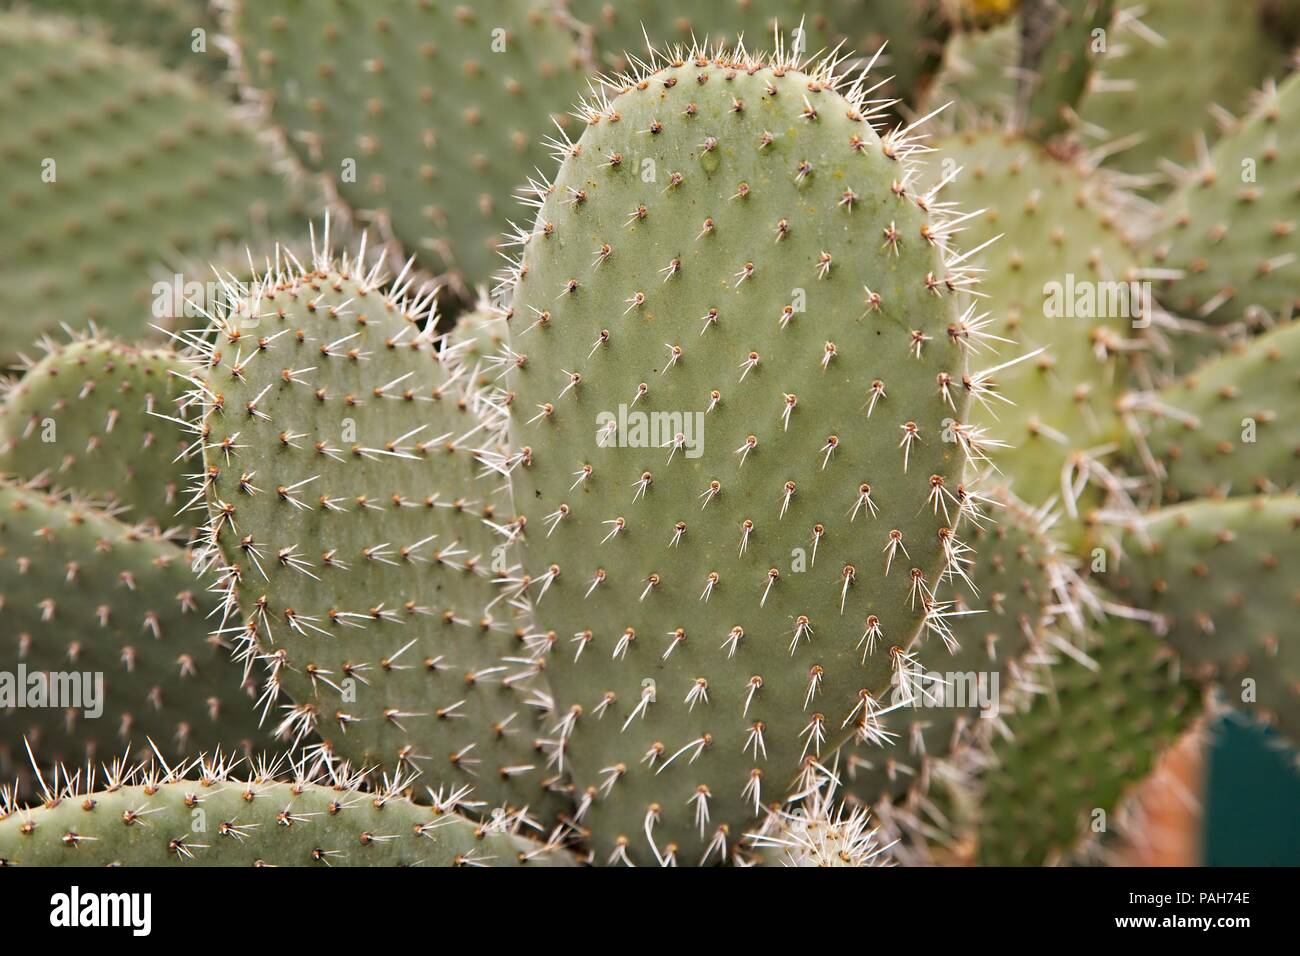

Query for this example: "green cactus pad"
[0,11,309,360]
[443,297,510,393]
[1116,496,1300,745]
[924,21,1019,125]
[502,46,986,865]
[976,617,1201,865]
[567,0,951,112]
[0,761,577,866]
[1016,0,1113,142]
[227,0,585,297]
[931,129,1140,517]
[0,336,190,528]
[1151,73,1300,331]
[0,482,264,774]
[0,0,224,80]
[1076,0,1289,182]
[842,488,1072,810]
[195,246,571,825]
[1124,318,1300,502]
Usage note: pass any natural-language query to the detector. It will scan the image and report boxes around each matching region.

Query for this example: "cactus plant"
[226,0,586,299]
[190,234,572,827]
[1,1,1296,872]
[0,753,577,866]
[497,41,997,865]
[0,481,264,775]
[0,335,191,527]
[0,10,310,360]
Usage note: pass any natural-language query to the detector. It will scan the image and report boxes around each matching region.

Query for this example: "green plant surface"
[196,247,572,826]
[0,11,310,360]
[228,0,586,297]
[0,764,577,866]
[503,45,982,865]
[0,481,264,773]
[0,336,190,527]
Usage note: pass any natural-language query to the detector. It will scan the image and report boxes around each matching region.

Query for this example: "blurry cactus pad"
[0,11,307,359]
[227,0,586,296]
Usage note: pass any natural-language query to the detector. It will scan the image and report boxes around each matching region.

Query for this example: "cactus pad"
[1117,496,1300,745]
[0,482,263,773]
[0,11,307,359]
[502,45,986,865]
[194,242,571,825]
[228,0,585,296]
[0,336,190,528]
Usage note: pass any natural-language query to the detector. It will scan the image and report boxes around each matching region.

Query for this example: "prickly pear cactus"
[1123,319,1300,502]
[976,617,1201,865]
[568,0,952,113]
[842,488,1074,811]
[924,21,1018,125]
[502,45,988,865]
[1117,496,1300,745]
[0,482,263,772]
[0,0,224,79]
[0,11,309,359]
[1016,0,1113,142]
[0,759,577,867]
[930,129,1140,520]
[1077,0,1290,182]
[1150,73,1299,333]
[0,337,190,527]
[443,297,510,393]
[193,242,571,824]
[227,0,585,297]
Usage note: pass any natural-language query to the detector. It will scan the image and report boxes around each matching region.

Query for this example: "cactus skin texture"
[842,488,1070,814]
[976,617,1200,865]
[1016,0,1113,142]
[228,0,584,298]
[1124,319,1300,503]
[1152,73,1300,333]
[0,0,224,79]
[0,12,308,360]
[924,21,1019,124]
[443,298,510,394]
[0,765,577,867]
[502,46,983,866]
[195,247,571,826]
[0,482,264,773]
[1116,496,1300,746]
[566,0,952,111]
[930,130,1138,521]
[0,337,190,528]
[1076,0,1290,182]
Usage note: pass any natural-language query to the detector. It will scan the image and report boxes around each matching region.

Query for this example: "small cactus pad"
[931,129,1139,515]
[0,336,190,527]
[0,482,263,772]
[842,489,1071,810]
[1016,0,1113,142]
[0,0,224,79]
[195,246,571,824]
[0,762,577,866]
[503,46,983,865]
[1123,318,1300,502]
[1076,0,1290,182]
[228,0,585,295]
[1117,496,1300,745]
[976,617,1200,865]
[567,0,951,111]
[0,11,307,359]
[1151,73,1300,330]
[924,21,1019,125]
